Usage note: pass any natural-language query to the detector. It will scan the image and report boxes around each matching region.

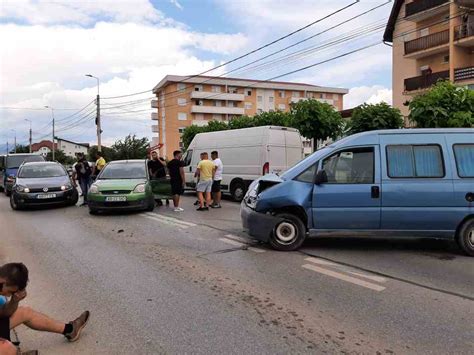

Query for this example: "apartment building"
[384,0,474,121]
[151,75,348,157]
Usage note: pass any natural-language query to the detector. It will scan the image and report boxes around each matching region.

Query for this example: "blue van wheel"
[269,213,306,251]
[457,219,474,257]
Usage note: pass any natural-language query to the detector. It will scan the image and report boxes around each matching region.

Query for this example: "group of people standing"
[72,152,106,206]
[147,149,224,212]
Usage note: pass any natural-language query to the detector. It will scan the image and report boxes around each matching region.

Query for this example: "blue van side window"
[453,144,474,178]
[387,145,444,178]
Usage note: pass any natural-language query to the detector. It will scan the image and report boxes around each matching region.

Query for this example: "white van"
[182,126,304,201]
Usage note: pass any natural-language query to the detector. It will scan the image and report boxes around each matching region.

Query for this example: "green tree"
[227,115,256,130]
[349,102,404,134]
[408,81,474,128]
[112,134,150,160]
[88,145,116,162]
[9,144,30,154]
[46,149,75,165]
[290,99,344,151]
[254,111,293,127]
[181,125,207,150]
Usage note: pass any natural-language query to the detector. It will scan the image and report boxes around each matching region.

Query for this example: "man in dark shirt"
[167,150,185,212]
[148,151,166,179]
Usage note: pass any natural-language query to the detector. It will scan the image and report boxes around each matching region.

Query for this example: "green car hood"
[94,179,147,191]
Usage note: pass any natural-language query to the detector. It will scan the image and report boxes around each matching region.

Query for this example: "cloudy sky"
[0,0,393,151]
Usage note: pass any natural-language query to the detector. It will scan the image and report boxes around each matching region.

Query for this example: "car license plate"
[37,193,56,199]
[105,196,127,202]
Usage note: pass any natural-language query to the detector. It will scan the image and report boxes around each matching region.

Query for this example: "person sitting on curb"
[0,263,90,350]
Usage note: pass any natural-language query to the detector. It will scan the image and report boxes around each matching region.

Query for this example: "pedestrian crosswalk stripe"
[141,214,191,229]
[143,212,197,227]
[302,264,386,292]
[219,238,266,253]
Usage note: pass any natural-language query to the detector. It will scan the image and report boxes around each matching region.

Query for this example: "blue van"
[241,129,474,255]
[0,153,45,196]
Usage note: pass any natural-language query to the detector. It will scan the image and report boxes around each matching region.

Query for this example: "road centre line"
[142,214,190,229]
[219,238,266,253]
[304,257,387,283]
[302,264,386,292]
[144,212,197,227]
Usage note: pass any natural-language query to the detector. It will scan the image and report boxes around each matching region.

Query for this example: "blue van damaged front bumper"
[241,202,282,242]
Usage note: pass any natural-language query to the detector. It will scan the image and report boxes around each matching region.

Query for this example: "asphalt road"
[0,193,472,354]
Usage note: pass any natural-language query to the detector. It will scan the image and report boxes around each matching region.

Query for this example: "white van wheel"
[457,218,474,257]
[231,181,245,202]
[269,213,306,251]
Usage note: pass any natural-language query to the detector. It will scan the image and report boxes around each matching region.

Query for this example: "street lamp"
[44,105,55,160]
[10,129,16,153]
[85,74,101,152]
[25,119,32,153]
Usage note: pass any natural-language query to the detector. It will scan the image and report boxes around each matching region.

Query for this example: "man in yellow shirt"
[93,152,106,176]
[195,152,215,211]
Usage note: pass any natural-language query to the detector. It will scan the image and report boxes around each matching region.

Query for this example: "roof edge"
[384,0,404,42]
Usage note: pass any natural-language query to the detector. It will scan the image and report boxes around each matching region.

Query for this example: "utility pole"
[25,119,32,153]
[86,74,101,152]
[45,106,55,160]
[6,141,9,155]
[11,130,16,153]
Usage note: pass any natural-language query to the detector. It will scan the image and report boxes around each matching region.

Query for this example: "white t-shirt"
[213,158,223,181]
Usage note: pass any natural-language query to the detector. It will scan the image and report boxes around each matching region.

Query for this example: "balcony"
[151,99,158,108]
[190,91,245,101]
[151,124,159,133]
[454,66,474,82]
[404,70,449,91]
[404,30,449,57]
[290,97,335,105]
[151,112,158,120]
[405,0,449,21]
[191,105,244,115]
[454,23,474,47]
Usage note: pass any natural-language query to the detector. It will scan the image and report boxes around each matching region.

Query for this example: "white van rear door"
[285,131,304,169]
[267,129,286,174]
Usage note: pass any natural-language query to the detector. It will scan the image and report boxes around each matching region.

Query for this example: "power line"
[101,1,360,100]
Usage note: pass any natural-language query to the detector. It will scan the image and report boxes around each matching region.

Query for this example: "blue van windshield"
[280,147,332,179]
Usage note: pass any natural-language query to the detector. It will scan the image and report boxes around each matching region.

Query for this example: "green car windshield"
[99,162,147,179]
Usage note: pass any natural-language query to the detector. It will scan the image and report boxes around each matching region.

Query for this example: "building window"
[386,145,444,178]
[269,96,274,103]
[278,104,286,110]
[213,114,222,121]
[212,86,221,93]
[245,89,252,96]
[319,93,326,99]
[194,113,204,120]
[178,83,186,91]
[178,127,186,134]
[333,94,339,101]
[196,100,204,106]
[292,91,300,98]
[305,92,313,98]
[194,85,203,92]
[214,100,222,107]
[177,98,186,106]
[178,112,187,121]
[227,101,236,108]
[228,87,237,94]
[442,55,449,64]
[244,102,252,109]
[278,90,285,98]
[257,95,263,102]
[257,108,263,114]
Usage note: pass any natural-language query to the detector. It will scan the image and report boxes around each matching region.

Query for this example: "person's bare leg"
[173,195,179,208]
[198,191,204,208]
[205,192,212,207]
[10,306,64,334]
[0,339,17,355]
[215,191,222,205]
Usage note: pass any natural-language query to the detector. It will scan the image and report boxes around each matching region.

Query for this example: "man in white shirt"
[211,151,223,208]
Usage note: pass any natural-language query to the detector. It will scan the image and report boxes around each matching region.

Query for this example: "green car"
[87,160,156,215]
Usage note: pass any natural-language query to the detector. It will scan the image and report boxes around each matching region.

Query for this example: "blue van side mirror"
[315,170,328,185]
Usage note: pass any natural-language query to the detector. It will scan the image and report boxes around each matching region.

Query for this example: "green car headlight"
[133,184,146,193]
[89,184,99,194]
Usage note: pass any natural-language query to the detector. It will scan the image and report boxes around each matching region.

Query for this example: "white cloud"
[344,85,393,109]
[169,0,184,11]
[0,0,166,25]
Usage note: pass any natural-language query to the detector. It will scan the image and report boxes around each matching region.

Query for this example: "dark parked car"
[10,161,79,210]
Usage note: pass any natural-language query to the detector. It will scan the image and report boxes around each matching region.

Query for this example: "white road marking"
[302,264,386,292]
[142,214,190,229]
[224,234,255,244]
[304,257,338,266]
[219,238,266,253]
[347,271,387,283]
[144,212,197,227]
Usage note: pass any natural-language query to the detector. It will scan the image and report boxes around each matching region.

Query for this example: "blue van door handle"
[371,186,380,199]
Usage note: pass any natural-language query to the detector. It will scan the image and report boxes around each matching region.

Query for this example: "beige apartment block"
[150,75,348,157]
[384,0,474,123]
